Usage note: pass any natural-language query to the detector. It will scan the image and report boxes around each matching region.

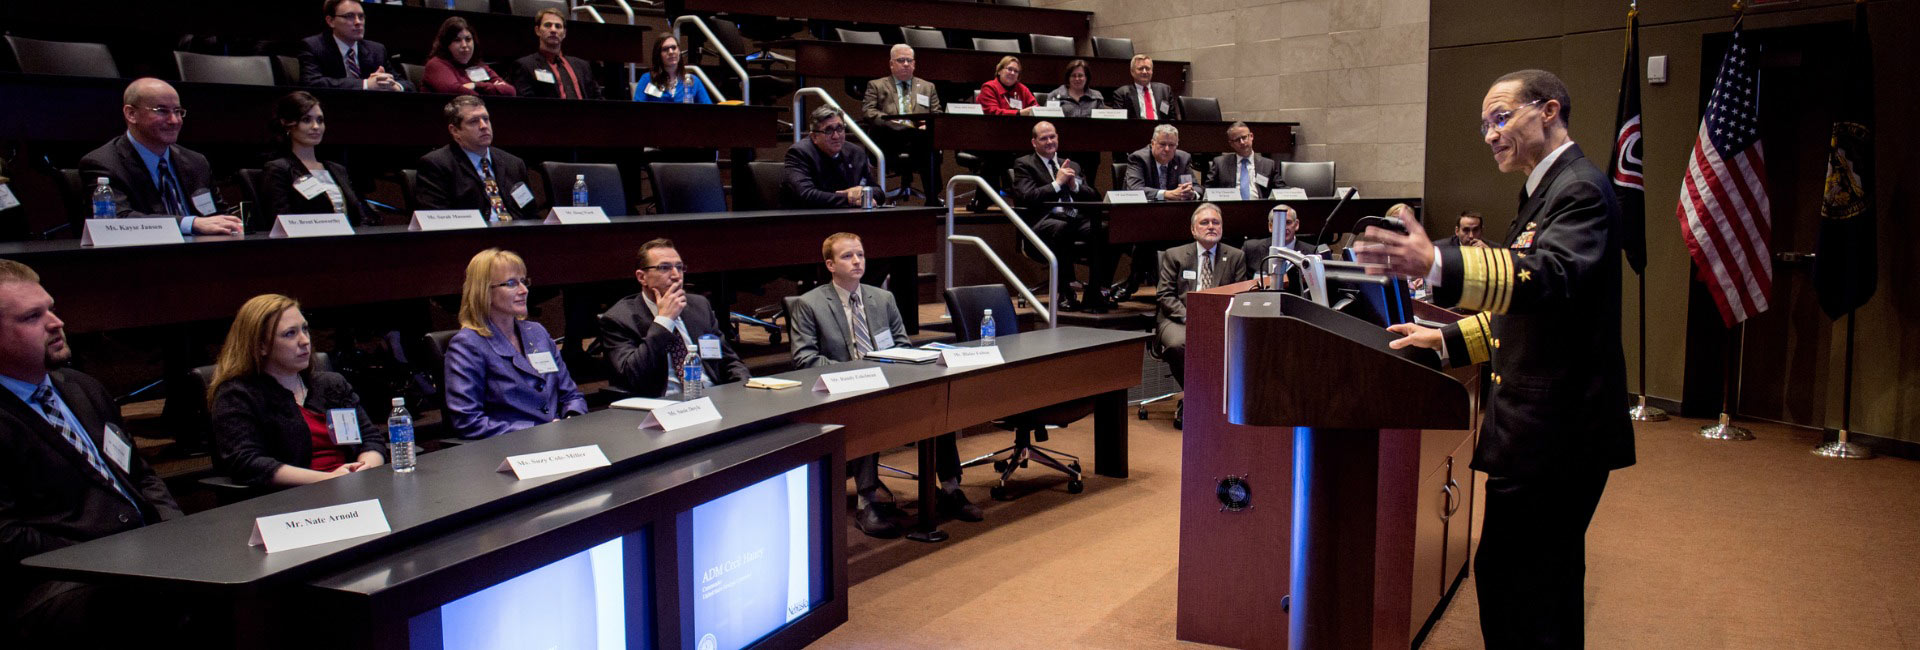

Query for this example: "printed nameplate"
[1090,108,1128,120]
[947,103,984,115]
[1272,188,1310,200]
[248,499,390,554]
[497,444,611,480]
[0,184,19,211]
[1105,190,1148,204]
[813,367,888,394]
[639,396,722,431]
[271,213,355,238]
[80,218,185,247]
[1029,106,1065,118]
[1203,187,1244,202]
[940,346,1005,368]
[543,206,611,225]
[408,209,488,231]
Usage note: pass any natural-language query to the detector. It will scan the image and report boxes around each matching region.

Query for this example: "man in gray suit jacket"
[860,44,945,205]
[790,233,981,537]
[1157,205,1247,428]
[1207,122,1286,200]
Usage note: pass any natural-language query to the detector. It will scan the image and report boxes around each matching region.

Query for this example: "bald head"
[888,43,916,82]
[122,77,183,149]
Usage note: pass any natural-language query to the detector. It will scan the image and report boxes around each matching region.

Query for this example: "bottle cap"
[391,397,405,407]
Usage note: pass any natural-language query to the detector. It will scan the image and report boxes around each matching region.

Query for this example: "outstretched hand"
[1385,322,1442,351]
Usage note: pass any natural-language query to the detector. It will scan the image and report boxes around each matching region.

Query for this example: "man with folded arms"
[415,96,537,222]
[591,239,750,399]
[79,78,243,235]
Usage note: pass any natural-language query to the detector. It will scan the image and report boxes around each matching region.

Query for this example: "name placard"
[1203,187,1244,202]
[247,499,391,554]
[1105,190,1148,204]
[947,103,985,115]
[940,346,1005,368]
[496,444,611,480]
[1272,188,1311,200]
[409,209,488,231]
[639,396,722,431]
[271,213,356,238]
[543,205,612,225]
[80,218,186,247]
[0,184,19,211]
[813,367,889,394]
[1090,108,1128,120]
[1029,106,1066,118]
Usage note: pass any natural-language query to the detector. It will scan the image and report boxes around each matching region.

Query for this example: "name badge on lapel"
[527,351,560,374]
[101,423,134,475]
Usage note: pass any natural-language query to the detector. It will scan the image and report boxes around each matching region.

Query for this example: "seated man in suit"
[415,95,538,221]
[1241,203,1320,278]
[1207,122,1286,200]
[78,78,243,235]
[1010,121,1113,313]
[592,238,751,398]
[1107,54,1181,121]
[0,260,185,646]
[297,0,409,91]
[782,107,876,209]
[1158,203,1246,421]
[859,44,944,206]
[510,9,601,100]
[1125,124,1197,202]
[1436,210,1487,248]
[790,233,981,537]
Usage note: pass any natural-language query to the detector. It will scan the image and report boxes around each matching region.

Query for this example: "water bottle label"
[389,423,414,442]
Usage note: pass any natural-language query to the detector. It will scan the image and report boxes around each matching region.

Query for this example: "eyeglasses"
[141,106,187,119]
[815,126,847,135]
[332,11,366,22]
[1478,99,1543,136]
[644,263,689,274]
[491,277,533,289]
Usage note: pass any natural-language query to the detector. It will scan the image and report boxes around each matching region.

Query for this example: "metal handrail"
[573,1,638,90]
[943,175,1056,328]
[949,236,1053,327]
[685,65,728,103]
[791,87,886,195]
[672,15,749,103]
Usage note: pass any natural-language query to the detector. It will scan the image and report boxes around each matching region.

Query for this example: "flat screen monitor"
[678,462,827,650]
[407,530,651,650]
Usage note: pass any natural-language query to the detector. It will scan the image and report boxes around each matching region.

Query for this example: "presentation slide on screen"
[417,537,628,650]
[689,465,813,650]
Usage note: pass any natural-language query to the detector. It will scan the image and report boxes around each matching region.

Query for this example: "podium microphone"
[1309,186,1360,251]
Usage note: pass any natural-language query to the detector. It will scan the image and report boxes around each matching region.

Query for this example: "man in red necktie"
[509,9,600,100]
[1110,54,1182,121]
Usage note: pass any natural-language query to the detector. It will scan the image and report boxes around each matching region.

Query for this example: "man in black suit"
[1240,203,1319,279]
[415,96,538,221]
[1107,54,1181,121]
[1435,210,1488,248]
[1361,69,1633,649]
[509,8,601,99]
[78,78,243,235]
[1207,122,1285,200]
[783,107,876,209]
[296,0,409,91]
[591,239,750,398]
[0,260,183,646]
[1010,121,1111,312]
[1124,124,1197,201]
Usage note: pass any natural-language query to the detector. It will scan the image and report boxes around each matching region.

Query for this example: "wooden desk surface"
[778,39,1188,94]
[897,113,1298,155]
[687,0,1092,39]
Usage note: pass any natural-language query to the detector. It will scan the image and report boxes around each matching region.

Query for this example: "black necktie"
[156,157,187,216]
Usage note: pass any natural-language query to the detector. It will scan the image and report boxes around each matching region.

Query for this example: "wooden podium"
[1177,282,1481,649]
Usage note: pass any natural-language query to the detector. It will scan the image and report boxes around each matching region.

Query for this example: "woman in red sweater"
[977,55,1036,116]
[423,17,515,96]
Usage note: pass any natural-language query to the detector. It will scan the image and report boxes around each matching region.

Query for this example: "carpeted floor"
[819,407,1920,649]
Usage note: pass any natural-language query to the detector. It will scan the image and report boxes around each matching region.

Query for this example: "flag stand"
[1628,272,1667,421]
[1699,322,1753,440]
[1812,311,1873,458]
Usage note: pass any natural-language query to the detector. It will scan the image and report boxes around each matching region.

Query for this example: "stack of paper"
[866,348,943,363]
[746,377,803,390]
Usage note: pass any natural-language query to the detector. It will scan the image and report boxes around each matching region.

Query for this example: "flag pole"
[1621,0,1665,422]
[1699,322,1754,440]
[1812,311,1873,458]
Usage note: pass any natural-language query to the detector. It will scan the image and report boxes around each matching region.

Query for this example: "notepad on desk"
[745,377,803,390]
[610,397,679,411]
[865,347,943,364]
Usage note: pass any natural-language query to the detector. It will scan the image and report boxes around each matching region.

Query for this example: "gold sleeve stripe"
[1459,312,1493,365]
[1490,247,1516,314]
[1458,246,1489,311]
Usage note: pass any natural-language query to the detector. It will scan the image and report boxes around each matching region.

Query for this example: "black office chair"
[729,13,803,65]
[648,162,727,214]
[834,29,885,45]
[173,51,274,86]
[699,18,798,106]
[902,27,948,50]
[449,0,490,10]
[234,168,268,232]
[398,169,420,213]
[55,169,92,237]
[971,38,1021,53]
[542,162,628,215]
[509,0,564,17]
[1280,161,1336,198]
[1092,36,1133,59]
[945,285,1087,498]
[1179,96,1222,122]
[415,329,472,444]
[401,62,427,91]
[734,160,786,211]
[5,35,120,78]
[1029,34,1074,56]
[995,0,1034,6]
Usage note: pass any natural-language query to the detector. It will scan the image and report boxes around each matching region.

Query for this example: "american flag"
[1677,22,1772,326]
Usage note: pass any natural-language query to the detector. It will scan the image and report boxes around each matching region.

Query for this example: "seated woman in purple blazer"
[443,248,587,439]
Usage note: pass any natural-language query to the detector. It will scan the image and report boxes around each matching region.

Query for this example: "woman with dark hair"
[633,34,712,103]
[259,91,376,228]
[423,16,515,96]
[1043,59,1104,117]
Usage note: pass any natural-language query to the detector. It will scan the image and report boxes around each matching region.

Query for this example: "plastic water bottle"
[980,309,996,344]
[444,0,456,9]
[388,397,416,473]
[91,177,114,219]
[571,175,589,207]
[681,350,705,401]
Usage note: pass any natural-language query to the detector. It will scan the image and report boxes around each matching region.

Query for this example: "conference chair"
[6,36,119,78]
[1178,96,1222,122]
[270,55,302,85]
[509,0,564,17]
[834,29,885,45]
[971,38,1021,53]
[449,0,490,10]
[1091,36,1133,59]
[1279,160,1337,198]
[697,18,797,105]
[994,0,1034,6]
[542,161,628,215]
[399,169,420,213]
[234,168,268,232]
[1029,34,1073,56]
[648,162,727,214]
[174,51,274,86]
[181,352,334,504]
[735,161,786,211]
[1135,250,1182,426]
[902,27,948,50]
[730,13,803,65]
[402,63,427,92]
[55,168,90,237]
[416,329,469,445]
[946,285,1088,499]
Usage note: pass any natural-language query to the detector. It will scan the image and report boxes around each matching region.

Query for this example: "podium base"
[1698,413,1754,441]
[1627,395,1667,422]
[1811,431,1873,460]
